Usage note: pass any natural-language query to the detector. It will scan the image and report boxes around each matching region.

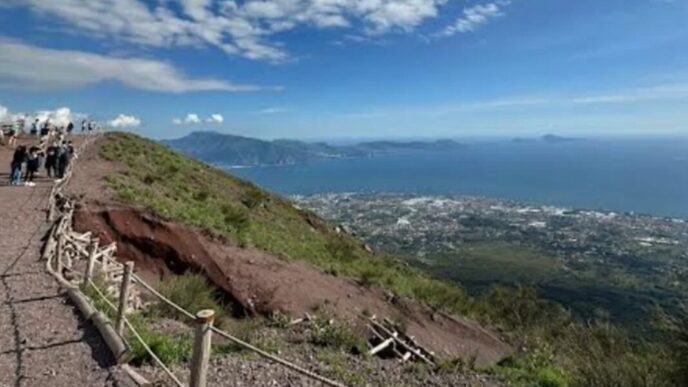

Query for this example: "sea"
[228,138,688,219]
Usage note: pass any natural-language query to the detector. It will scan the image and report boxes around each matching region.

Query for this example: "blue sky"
[0,0,687,140]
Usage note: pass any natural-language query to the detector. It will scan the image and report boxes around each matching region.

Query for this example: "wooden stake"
[116,261,134,336]
[56,234,65,276]
[84,241,98,285]
[190,309,215,387]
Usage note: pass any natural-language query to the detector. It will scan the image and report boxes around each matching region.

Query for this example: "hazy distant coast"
[163,131,464,167]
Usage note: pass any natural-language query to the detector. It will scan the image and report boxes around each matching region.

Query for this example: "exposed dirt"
[74,206,511,367]
[67,136,512,369]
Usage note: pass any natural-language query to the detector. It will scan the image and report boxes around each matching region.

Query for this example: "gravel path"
[0,137,132,387]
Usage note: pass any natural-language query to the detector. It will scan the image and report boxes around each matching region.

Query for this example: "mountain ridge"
[163,131,464,167]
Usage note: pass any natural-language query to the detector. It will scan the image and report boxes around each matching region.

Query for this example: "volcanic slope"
[66,132,511,368]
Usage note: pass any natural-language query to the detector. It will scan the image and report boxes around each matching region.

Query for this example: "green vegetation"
[151,273,228,326]
[317,350,374,387]
[100,132,474,316]
[425,241,680,336]
[308,314,367,354]
[81,273,194,365]
[98,132,685,386]
[127,315,194,365]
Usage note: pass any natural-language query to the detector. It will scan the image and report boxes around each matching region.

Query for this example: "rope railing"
[86,278,186,387]
[42,132,347,387]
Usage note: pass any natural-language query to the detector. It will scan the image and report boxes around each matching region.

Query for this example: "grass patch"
[127,314,194,365]
[81,274,193,366]
[308,314,367,354]
[151,273,227,326]
[317,350,373,387]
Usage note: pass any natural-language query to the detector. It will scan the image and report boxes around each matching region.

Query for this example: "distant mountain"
[163,131,463,167]
[541,134,583,143]
[355,139,463,152]
[511,134,585,144]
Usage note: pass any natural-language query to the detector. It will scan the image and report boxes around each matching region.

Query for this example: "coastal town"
[296,193,688,325]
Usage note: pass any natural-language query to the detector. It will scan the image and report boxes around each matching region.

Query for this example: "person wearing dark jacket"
[45,143,58,178]
[24,146,42,185]
[9,146,27,186]
[56,141,73,178]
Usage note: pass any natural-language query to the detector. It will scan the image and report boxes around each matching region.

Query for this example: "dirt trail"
[0,135,131,387]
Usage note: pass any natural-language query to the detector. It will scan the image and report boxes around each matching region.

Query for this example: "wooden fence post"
[56,234,65,276]
[190,309,215,387]
[47,199,55,222]
[116,261,134,336]
[84,241,98,285]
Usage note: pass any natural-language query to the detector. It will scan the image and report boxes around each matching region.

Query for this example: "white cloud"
[439,1,510,37]
[253,107,289,115]
[7,0,450,61]
[0,40,270,92]
[342,81,688,118]
[109,114,141,128]
[174,113,225,124]
[0,105,9,121]
[174,113,201,124]
[0,103,85,127]
[206,114,224,123]
[185,114,201,124]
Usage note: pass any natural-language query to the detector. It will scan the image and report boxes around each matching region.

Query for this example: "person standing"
[30,119,39,137]
[24,146,41,186]
[56,141,73,178]
[45,142,58,178]
[66,121,74,134]
[9,145,27,185]
[40,119,50,138]
[7,123,17,148]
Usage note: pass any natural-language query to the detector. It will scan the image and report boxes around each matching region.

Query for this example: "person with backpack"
[9,145,27,185]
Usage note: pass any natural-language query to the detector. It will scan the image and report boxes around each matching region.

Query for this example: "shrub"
[221,203,249,233]
[153,274,226,324]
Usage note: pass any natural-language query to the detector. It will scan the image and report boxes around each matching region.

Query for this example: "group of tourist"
[3,118,80,186]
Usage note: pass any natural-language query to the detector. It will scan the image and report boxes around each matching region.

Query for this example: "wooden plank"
[121,364,152,387]
[368,338,394,356]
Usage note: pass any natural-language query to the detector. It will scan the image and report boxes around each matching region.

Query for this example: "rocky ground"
[138,319,505,387]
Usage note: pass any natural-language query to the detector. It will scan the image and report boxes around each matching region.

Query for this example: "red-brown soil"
[73,207,511,367]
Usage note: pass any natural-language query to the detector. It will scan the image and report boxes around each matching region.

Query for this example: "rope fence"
[42,132,346,387]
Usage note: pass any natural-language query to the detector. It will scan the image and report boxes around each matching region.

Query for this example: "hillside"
[64,132,520,385]
[163,131,463,167]
[63,132,687,387]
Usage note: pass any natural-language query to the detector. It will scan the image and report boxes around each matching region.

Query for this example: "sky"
[0,0,687,140]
